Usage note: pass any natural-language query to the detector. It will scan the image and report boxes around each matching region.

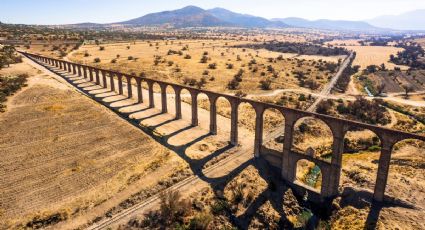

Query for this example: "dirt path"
[307,52,353,112]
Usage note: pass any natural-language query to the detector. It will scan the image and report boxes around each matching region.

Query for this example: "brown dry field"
[416,37,425,47]
[21,42,78,59]
[339,45,408,70]
[325,39,361,46]
[66,40,341,94]
[0,62,188,228]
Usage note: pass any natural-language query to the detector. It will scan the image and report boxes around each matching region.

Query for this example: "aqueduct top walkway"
[24,52,425,203]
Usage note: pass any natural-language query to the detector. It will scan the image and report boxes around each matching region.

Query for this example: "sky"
[1,0,425,25]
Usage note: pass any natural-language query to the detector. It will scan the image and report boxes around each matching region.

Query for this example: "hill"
[207,7,287,28]
[367,9,425,31]
[118,6,230,27]
[272,17,379,31]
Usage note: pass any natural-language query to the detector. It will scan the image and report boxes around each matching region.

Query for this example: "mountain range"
[118,6,287,28]
[367,9,425,31]
[72,6,425,31]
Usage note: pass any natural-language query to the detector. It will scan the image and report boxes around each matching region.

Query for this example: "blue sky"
[1,0,425,24]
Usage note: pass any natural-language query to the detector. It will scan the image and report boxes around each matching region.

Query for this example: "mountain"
[119,6,230,27]
[272,17,378,31]
[207,7,287,28]
[117,6,287,28]
[367,9,425,31]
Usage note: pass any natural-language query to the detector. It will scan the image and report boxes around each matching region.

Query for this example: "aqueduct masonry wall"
[24,52,425,203]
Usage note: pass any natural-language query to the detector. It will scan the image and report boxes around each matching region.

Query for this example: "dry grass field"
[23,42,79,58]
[326,39,361,46]
[416,37,425,47]
[67,40,341,94]
[342,45,408,70]
[0,62,188,229]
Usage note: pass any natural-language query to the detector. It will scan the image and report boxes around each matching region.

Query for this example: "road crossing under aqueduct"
[25,52,425,203]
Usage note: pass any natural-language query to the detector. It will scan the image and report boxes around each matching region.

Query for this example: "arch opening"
[340,127,382,194]
[262,107,285,152]
[292,117,333,160]
[296,159,322,191]
[386,138,425,202]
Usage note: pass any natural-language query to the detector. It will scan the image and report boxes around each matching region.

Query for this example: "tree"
[402,84,414,98]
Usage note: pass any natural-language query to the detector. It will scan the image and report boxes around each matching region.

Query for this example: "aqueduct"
[24,52,425,203]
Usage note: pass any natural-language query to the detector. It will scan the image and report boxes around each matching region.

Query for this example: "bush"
[183,77,197,86]
[211,200,229,215]
[158,190,190,225]
[227,79,240,90]
[235,91,247,97]
[128,56,134,60]
[259,79,272,90]
[317,99,334,115]
[184,54,191,59]
[94,58,101,63]
[84,52,89,57]
[200,55,208,63]
[188,213,213,230]
[99,46,105,51]
[208,63,217,69]
[111,59,117,63]
[226,63,234,69]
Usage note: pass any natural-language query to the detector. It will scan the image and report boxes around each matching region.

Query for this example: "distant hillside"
[118,6,230,28]
[116,6,287,28]
[272,17,379,31]
[207,8,287,28]
[367,9,425,31]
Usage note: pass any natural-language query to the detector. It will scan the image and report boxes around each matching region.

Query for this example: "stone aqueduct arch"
[27,53,425,203]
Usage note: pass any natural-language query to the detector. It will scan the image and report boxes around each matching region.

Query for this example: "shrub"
[368,145,381,152]
[128,56,134,60]
[111,59,117,63]
[188,213,213,230]
[184,54,191,59]
[200,55,208,63]
[94,58,101,63]
[227,79,240,90]
[211,200,229,215]
[208,63,217,69]
[183,77,197,86]
[226,63,234,69]
[159,190,191,225]
[259,78,272,90]
[99,46,105,51]
[84,52,89,57]
[167,61,174,66]
[316,99,334,115]
[267,65,274,72]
